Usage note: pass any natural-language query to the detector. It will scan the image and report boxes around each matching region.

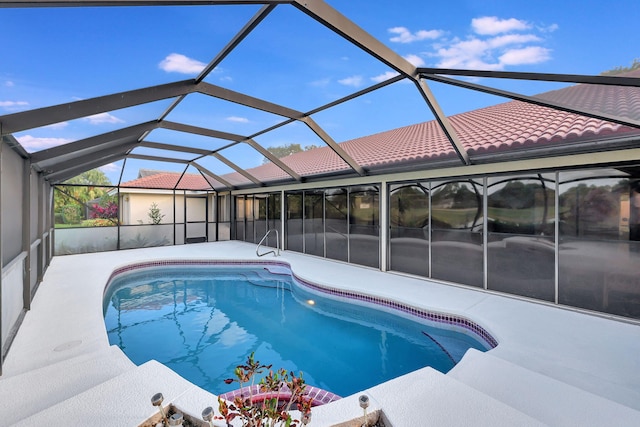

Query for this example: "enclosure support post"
[482,177,488,290]
[36,174,44,284]
[0,139,4,375]
[379,181,388,272]
[22,159,31,310]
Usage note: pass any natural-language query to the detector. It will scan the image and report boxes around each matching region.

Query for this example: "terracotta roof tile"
[452,100,636,156]
[121,171,214,190]
[281,148,351,175]
[239,78,638,181]
[535,69,640,121]
[220,147,354,186]
[122,74,640,189]
[342,120,454,167]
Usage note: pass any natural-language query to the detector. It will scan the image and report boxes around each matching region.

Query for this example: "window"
[349,186,379,268]
[486,175,555,301]
[559,169,640,317]
[325,188,348,262]
[286,192,303,252]
[431,180,483,287]
[389,183,429,276]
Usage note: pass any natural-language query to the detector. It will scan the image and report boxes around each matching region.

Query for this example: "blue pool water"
[103,264,488,397]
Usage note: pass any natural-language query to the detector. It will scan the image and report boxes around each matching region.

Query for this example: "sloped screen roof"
[1,0,639,191]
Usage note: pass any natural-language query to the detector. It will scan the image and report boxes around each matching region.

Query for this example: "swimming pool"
[103,261,495,398]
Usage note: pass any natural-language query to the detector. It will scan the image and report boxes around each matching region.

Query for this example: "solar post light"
[202,406,215,427]
[168,412,184,427]
[301,411,312,425]
[151,392,169,425]
[359,394,370,426]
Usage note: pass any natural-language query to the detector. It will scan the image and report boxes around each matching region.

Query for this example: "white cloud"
[404,53,426,67]
[539,23,559,33]
[365,16,552,82]
[310,77,331,87]
[436,38,494,68]
[488,34,541,48]
[226,116,249,123]
[99,163,120,173]
[158,53,207,74]
[44,122,69,130]
[389,26,443,43]
[435,36,551,70]
[428,16,552,70]
[5,81,15,87]
[338,75,364,87]
[371,71,400,83]
[472,16,530,35]
[16,135,71,151]
[0,100,29,109]
[499,46,551,65]
[83,112,125,125]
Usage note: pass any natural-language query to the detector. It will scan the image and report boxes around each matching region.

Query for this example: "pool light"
[307,299,315,305]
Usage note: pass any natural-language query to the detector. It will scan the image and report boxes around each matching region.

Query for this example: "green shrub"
[60,205,83,224]
[148,202,165,224]
[54,213,66,224]
[81,218,117,227]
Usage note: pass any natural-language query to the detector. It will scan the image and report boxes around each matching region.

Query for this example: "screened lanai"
[1,0,640,374]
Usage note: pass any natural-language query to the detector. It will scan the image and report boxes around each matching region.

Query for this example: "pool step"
[311,365,546,426]
[12,360,198,427]
[0,345,135,426]
[1,342,127,379]
[5,356,546,427]
[448,349,640,426]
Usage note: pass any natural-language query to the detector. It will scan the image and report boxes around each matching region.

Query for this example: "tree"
[54,169,114,225]
[601,58,640,76]
[262,143,321,164]
[55,169,113,208]
[64,169,112,186]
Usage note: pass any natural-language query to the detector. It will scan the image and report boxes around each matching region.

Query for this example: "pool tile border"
[106,259,498,350]
[218,384,341,406]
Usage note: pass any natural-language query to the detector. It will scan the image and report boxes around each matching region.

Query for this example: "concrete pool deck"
[1,241,640,426]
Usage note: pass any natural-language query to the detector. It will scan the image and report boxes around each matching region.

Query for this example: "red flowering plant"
[216,352,313,427]
[85,197,119,227]
[89,201,118,219]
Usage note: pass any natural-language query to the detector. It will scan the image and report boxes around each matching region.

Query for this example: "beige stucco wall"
[119,192,211,225]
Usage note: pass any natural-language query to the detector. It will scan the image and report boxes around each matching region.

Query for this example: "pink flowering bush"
[89,201,118,219]
[217,352,313,427]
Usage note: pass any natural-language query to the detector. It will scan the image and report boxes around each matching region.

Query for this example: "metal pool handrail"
[256,229,280,257]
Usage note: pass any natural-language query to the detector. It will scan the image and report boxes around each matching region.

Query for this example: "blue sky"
[1,0,638,184]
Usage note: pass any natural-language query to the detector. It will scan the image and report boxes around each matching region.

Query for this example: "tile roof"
[122,73,640,190]
[536,68,640,121]
[136,169,167,178]
[453,100,636,156]
[121,171,215,190]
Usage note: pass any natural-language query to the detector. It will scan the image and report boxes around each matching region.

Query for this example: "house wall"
[121,193,190,225]
[120,192,211,227]
[238,160,640,321]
